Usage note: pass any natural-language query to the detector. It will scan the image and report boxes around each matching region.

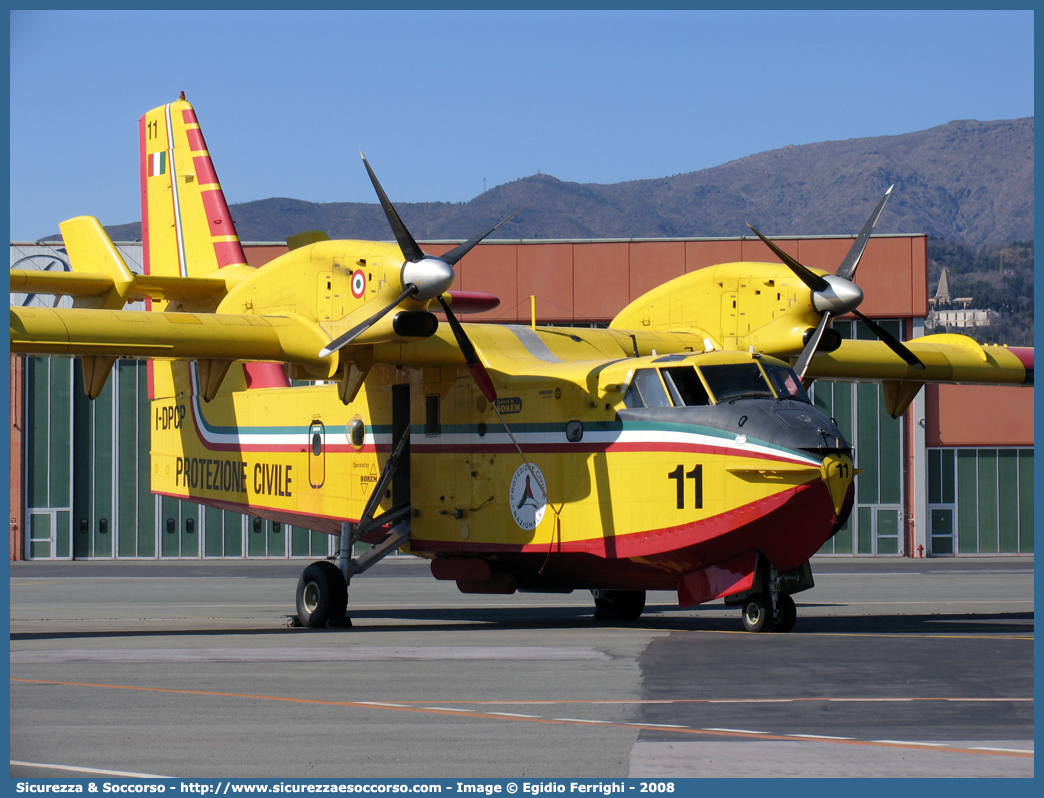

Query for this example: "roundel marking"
[351,270,366,299]
[509,463,547,531]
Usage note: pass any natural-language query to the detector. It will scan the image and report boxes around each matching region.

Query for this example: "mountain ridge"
[98,117,1032,247]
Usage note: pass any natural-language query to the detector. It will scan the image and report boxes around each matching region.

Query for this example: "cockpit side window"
[662,367,710,406]
[623,368,672,408]
[763,363,811,403]
[699,363,774,402]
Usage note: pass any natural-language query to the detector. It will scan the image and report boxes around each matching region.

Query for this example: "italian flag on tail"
[147,151,167,177]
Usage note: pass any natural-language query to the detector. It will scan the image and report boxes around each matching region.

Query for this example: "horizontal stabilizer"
[10,269,231,304]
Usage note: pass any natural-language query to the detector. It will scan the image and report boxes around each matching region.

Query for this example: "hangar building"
[9,233,1033,560]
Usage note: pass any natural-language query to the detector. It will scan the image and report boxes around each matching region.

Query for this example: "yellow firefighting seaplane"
[10,96,1033,632]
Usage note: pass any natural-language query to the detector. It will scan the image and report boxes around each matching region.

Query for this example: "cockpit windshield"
[762,363,811,403]
[623,368,672,408]
[662,367,710,406]
[621,361,810,409]
[699,363,774,402]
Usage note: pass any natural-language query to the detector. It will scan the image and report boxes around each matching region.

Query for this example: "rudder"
[140,93,253,402]
[139,92,249,282]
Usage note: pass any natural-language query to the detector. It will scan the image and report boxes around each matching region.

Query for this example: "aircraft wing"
[10,305,335,376]
[805,335,1032,385]
[804,334,1032,418]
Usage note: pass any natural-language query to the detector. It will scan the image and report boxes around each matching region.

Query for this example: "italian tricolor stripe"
[147,151,166,177]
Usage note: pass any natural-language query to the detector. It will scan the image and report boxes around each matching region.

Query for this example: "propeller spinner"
[320,153,527,402]
[746,185,924,378]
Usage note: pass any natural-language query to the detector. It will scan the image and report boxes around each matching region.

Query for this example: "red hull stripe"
[193,154,218,185]
[412,484,810,559]
[186,128,206,152]
[212,240,248,269]
[411,440,806,465]
[201,189,236,239]
[677,551,757,607]
[409,480,843,593]
[138,115,150,277]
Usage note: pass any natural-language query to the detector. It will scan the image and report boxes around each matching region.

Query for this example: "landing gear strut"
[735,560,810,633]
[592,589,646,621]
[293,432,412,629]
[770,593,797,633]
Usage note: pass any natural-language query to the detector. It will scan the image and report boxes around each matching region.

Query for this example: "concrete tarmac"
[9,556,1033,779]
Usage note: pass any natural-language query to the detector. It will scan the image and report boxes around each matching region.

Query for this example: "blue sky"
[8,9,1035,241]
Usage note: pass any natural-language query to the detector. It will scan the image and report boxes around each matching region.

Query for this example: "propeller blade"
[360,152,425,263]
[835,185,894,281]
[794,311,832,381]
[746,223,830,293]
[319,284,418,358]
[437,294,498,402]
[438,203,532,267]
[852,309,925,370]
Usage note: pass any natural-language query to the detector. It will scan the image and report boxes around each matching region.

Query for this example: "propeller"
[318,153,527,360]
[437,294,497,402]
[746,185,924,378]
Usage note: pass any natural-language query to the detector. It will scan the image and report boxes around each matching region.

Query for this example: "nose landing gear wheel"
[741,593,770,633]
[296,561,348,628]
[769,593,797,633]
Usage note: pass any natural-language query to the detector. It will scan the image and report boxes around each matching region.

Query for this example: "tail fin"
[139,93,249,282]
[140,93,253,402]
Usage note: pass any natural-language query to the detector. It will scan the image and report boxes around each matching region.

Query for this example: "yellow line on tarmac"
[11,678,1033,760]
[664,628,1033,641]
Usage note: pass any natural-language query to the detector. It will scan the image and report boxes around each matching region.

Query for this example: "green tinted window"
[957,450,978,553]
[977,450,998,553]
[1018,450,1033,552]
[856,384,879,504]
[998,450,1019,552]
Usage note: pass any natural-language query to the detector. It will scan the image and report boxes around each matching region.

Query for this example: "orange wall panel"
[795,238,852,271]
[574,243,630,322]
[456,244,520,322]
[629,241,686,303]
[518,244,575,323]
[740,237,800,263]
[851,237,923,317]
[925,384,1034,447]
[241,234,927,325]
[686,240,743,271]
[245,245,287,269]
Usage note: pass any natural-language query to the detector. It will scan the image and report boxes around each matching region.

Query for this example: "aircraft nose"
[820,452,856,515]
[402,256,456,302]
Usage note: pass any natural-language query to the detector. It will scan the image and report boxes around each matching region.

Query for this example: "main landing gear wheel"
[741,593,770,633]
[592,589,646,621]
[296,561,349,628]
[769,593,797,633]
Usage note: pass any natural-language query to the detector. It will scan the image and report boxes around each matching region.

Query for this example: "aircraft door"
[719,279,739,340]
[308,420,326,488]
